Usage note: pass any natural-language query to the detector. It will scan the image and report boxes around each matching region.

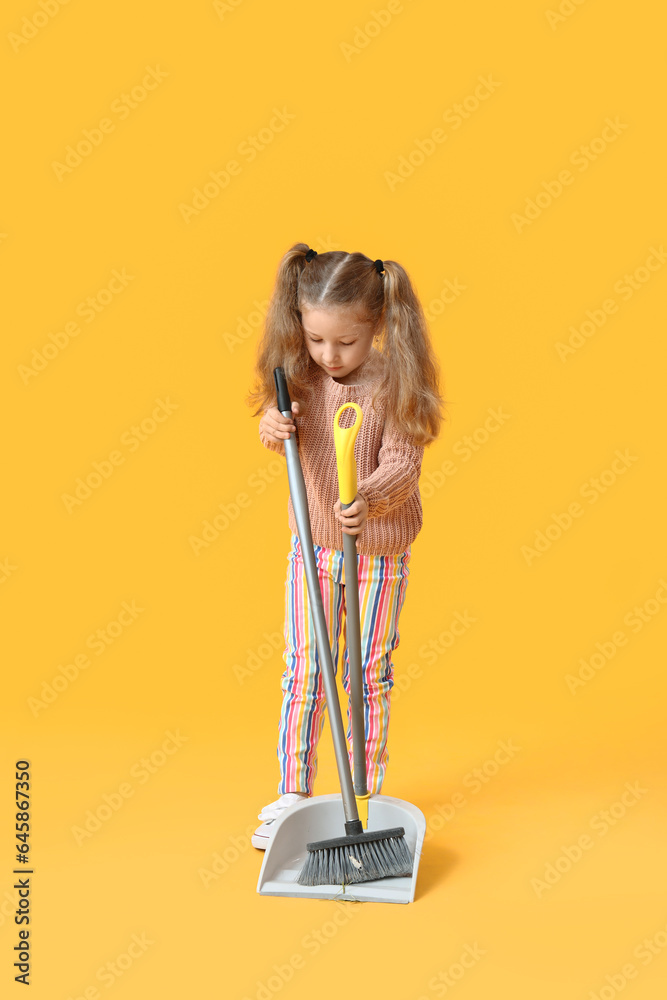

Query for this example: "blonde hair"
[246,242,446,445]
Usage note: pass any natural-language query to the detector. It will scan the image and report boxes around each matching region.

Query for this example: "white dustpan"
[257,793,426,904]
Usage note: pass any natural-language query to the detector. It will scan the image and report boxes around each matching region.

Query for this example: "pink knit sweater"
[258,351,424,555]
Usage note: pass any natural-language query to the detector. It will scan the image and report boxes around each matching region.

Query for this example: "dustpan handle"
[333,403,368,798]
[273,368,362,832]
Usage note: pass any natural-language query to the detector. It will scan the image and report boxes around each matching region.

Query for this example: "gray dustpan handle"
[274,368,360,829]
[341,525,368,796]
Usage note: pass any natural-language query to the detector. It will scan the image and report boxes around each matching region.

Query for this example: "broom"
[272,368,412,886]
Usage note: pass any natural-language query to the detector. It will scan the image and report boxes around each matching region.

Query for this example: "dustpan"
[257,793,426,903]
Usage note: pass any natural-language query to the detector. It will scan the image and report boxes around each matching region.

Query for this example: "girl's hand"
[260,401,300,442]
[334,492,369,535]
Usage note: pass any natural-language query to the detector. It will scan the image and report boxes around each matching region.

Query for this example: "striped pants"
[277,532,411,797]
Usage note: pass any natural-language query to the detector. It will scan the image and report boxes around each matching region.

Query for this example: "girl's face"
[300,305,377,384]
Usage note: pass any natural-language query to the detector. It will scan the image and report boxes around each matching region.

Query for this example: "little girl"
[247,242,445,849]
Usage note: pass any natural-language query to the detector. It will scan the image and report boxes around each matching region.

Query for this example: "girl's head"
[300,303,378,383]
[248,243,445,445]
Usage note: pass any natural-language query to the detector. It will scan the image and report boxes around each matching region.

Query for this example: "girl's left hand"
[334,492,369,535]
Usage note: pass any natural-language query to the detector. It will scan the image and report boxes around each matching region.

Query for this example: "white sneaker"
[252,819,278,850]
[257,792,309,822]
[252,793,310,851]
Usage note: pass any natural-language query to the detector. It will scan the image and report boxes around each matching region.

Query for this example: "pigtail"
[379,260,446,445]
[246,243,316,416]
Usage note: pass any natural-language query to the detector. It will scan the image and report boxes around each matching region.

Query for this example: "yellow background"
[2,0,666,997]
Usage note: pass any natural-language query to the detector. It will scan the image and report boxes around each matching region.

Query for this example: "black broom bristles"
[296,826,413,886]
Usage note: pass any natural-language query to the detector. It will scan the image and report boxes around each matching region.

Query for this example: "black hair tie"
[374,259,384,275]
[305,249,317,262]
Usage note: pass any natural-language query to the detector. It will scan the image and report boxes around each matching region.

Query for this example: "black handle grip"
[273,366,292,414]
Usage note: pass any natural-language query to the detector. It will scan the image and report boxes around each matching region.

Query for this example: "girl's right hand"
[259,401,300,442]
